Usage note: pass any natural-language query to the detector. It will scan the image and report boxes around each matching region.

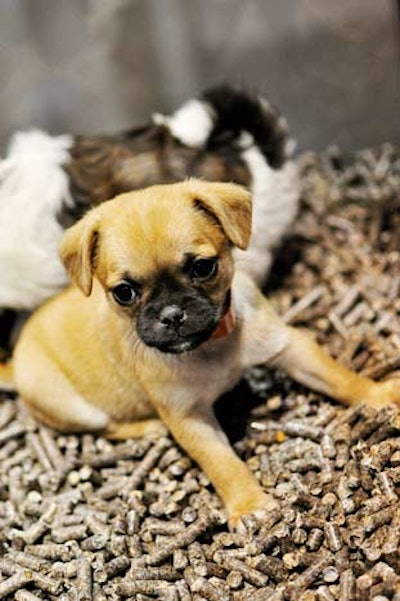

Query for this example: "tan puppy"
[5,180,400,528]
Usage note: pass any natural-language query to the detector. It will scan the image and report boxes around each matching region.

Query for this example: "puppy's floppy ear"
[59,209,100,296]
[188,180,252,250]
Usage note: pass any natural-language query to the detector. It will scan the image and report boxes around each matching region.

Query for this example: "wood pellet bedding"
[1,145,400,600]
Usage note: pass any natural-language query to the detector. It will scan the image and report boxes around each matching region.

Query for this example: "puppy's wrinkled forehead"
[98,188,224,284]
[59,180,250,297]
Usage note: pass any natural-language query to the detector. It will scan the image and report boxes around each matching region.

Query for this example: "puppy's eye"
[112,282,138,306]
[191,257,218,281]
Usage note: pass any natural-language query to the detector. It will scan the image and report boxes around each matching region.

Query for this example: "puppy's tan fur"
[7,180,400,527]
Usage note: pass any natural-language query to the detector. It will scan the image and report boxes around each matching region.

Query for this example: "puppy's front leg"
[157,403,277,529]
[272,326,400,408]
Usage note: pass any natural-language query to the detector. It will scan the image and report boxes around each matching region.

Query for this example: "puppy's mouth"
[141,323,219,354]
[154,337,210,354]
[138,292,232,354]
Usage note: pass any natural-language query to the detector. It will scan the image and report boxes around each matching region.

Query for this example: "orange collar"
[211,303,236,340]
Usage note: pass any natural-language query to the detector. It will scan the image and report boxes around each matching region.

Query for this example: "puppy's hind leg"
[271,326,400,408]
[0,362,15,391]
[104,419,167,440]
[14,346,109,433]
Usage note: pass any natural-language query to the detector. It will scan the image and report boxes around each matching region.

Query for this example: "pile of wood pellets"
[1,144,400,600]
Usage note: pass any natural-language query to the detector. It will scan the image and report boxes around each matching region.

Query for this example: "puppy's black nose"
[159,305,186,328]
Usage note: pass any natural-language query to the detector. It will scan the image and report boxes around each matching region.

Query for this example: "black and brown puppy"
[5,180,400,528]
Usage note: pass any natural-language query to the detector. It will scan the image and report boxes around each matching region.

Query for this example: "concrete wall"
[0,0,398,152]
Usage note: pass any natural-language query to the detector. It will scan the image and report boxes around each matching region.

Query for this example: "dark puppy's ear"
[188,180,252,250]
[59,209,100,296]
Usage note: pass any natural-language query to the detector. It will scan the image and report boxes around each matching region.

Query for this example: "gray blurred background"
[0,0,399,153]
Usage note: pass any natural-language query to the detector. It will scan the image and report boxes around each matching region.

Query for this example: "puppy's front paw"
[227,492,279,533]
[364,378,400,409]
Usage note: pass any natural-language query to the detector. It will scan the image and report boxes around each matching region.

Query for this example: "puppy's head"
[59,179,251,354]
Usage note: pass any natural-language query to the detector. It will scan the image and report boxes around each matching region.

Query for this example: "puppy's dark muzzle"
[159,305,187,330]
[137,302,220,354]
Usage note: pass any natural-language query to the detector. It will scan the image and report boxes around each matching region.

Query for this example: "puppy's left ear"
[188,180,252,250]
[59,209,100,296]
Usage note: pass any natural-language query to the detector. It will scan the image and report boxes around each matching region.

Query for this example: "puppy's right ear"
[187,180,252,250]
[59,210,100,296]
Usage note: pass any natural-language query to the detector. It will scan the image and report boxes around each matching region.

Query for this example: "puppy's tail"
[0,362,15,391]
[153,83,295,169]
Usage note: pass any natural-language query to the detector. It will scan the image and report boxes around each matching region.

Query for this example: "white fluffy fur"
[233,135,300,286]
[153,99,215,148]
[0,130,73,309]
